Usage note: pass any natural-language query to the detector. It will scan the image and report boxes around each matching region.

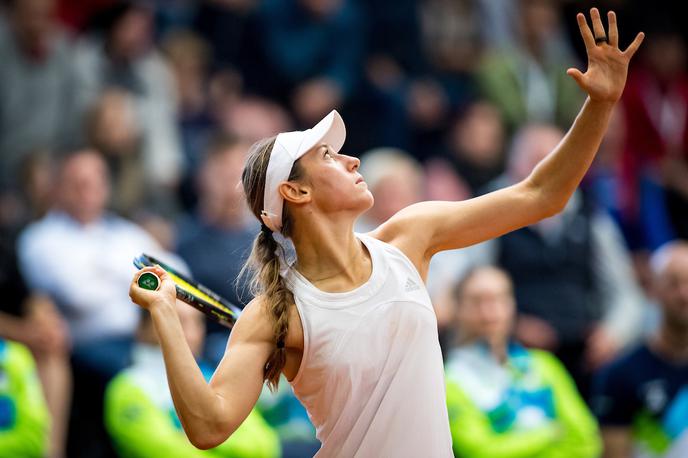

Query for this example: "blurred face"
[456,268,516,344]
[11,0,56,51]
[646,35,686,80]
[291,144,373,220]
[199,145,248,210]
[519,0,559,46]
[451,102,504,168]
[300,0,343,18]
[110,8,152,59]
[176,302,205,358]
[656,246,688,330]
[369,164,423,222]
[510,126,564,182]
[57,151,110,224]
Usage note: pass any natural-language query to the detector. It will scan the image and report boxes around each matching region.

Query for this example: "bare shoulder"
[365,203,434,280]
[234,295,304,351]
[230,296,275,344]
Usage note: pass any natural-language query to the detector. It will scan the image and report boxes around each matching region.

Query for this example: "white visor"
[261,110,346,232]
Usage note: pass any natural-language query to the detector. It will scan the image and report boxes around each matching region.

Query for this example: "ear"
[279,181,311,205]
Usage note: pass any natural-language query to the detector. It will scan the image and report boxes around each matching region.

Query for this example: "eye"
[323,149,332,159]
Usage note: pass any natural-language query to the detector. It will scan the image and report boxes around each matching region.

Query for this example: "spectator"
[0,0,79,192]
[175,136,257,364]
[476,0,582,132]
[0,226,70,458]
[443,100,507,195]
[105,298,280,458]
[460,124,645,396]
[193,0,259,72]
[0,338,51,457]
[619,23,688,249]
[445,266,601,457]
[85,88,147,217]
[73,1,183,197]
[250,0,365,126]
[592,241,688,458]
[162,29,217,183]
[16,150,174,458]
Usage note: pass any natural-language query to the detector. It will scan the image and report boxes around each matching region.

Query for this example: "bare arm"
[372,9,644,273]
[129,266,273,450]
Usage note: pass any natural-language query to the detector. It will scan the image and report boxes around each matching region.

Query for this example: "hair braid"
[240,136,303,391]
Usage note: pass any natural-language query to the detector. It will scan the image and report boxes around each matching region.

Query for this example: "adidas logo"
[404,277,420,292]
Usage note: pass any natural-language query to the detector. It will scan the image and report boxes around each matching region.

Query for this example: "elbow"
[186,421,235,450]
[188,431,227,450]
[523,178,568,219]
[540,195,567,218]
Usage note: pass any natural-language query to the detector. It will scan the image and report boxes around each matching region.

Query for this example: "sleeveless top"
[284,233,453,457]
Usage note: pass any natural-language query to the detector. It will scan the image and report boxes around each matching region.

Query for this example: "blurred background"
[0,0,687,457]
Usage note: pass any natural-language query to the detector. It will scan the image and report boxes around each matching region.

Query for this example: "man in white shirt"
[17,150,164,375]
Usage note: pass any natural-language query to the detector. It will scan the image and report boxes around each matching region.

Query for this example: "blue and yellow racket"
[133,254,241,328]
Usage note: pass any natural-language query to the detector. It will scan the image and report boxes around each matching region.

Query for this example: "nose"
[347,155,360,172]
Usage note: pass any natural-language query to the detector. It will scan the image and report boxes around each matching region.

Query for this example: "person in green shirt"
[445,266,601,458]
[0,338,50,457]
[104,300,280,458]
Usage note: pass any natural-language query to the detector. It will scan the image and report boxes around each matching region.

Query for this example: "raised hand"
[567,8,644,104]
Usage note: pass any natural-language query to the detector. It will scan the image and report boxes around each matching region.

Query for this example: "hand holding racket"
[129,265,177,312]
[131,254,241,328]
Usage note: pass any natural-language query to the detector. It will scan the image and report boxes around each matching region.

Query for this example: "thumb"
[566,68,586,88]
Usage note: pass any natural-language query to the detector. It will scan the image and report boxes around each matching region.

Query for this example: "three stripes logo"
[404,277,420,292]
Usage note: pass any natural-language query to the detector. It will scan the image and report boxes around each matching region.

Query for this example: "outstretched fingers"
[607,11,619,47]
[576,12,595,50]
[623,32,645,59]
[590,8,606,42]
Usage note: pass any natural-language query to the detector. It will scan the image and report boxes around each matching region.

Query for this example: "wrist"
[149,299,177,319]
[586,96,616,111]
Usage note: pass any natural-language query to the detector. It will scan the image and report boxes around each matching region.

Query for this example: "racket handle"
[137,272,161,291]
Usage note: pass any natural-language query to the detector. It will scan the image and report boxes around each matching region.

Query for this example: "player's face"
[456,269,515,344]
[296,144,374,218]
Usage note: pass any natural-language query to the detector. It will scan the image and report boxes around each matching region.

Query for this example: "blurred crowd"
[0,0,686,457]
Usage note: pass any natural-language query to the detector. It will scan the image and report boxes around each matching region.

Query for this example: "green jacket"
[0,339,49,457]
[446,344,601,458]
[105,344,280,458]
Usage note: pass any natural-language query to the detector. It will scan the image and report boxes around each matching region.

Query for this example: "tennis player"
[130,9,643,457]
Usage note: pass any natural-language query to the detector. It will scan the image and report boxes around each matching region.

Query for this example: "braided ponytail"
[240,136,303,391]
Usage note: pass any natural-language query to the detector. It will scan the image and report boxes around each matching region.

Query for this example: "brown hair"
[240,136,304,391]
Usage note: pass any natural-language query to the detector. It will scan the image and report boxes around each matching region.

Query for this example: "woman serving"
[130,9,643,457]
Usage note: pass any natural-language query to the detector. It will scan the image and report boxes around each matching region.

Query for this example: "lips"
[355,176,364,184]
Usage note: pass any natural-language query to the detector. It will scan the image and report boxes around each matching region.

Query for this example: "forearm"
[150,302,230,447]
[528,97,615,212]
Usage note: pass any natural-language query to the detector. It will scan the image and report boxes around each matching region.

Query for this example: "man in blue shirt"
[592,241,688,457]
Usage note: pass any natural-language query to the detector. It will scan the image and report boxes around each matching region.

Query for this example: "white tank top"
[285,233,453,457]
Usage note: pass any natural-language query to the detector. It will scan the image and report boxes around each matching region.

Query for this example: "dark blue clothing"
[252,0,365,101]
[175,216,256,308]
[175,216,257,364]
[591,343,688,454]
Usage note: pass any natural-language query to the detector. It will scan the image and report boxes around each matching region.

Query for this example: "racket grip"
[137,272,161,291]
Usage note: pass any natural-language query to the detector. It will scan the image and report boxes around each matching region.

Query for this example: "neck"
[461,336,509,364]
[652,320,688,363]
[290,214,370,290]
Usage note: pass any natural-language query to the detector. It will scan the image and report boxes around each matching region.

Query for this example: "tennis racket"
[133,253,241,328]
